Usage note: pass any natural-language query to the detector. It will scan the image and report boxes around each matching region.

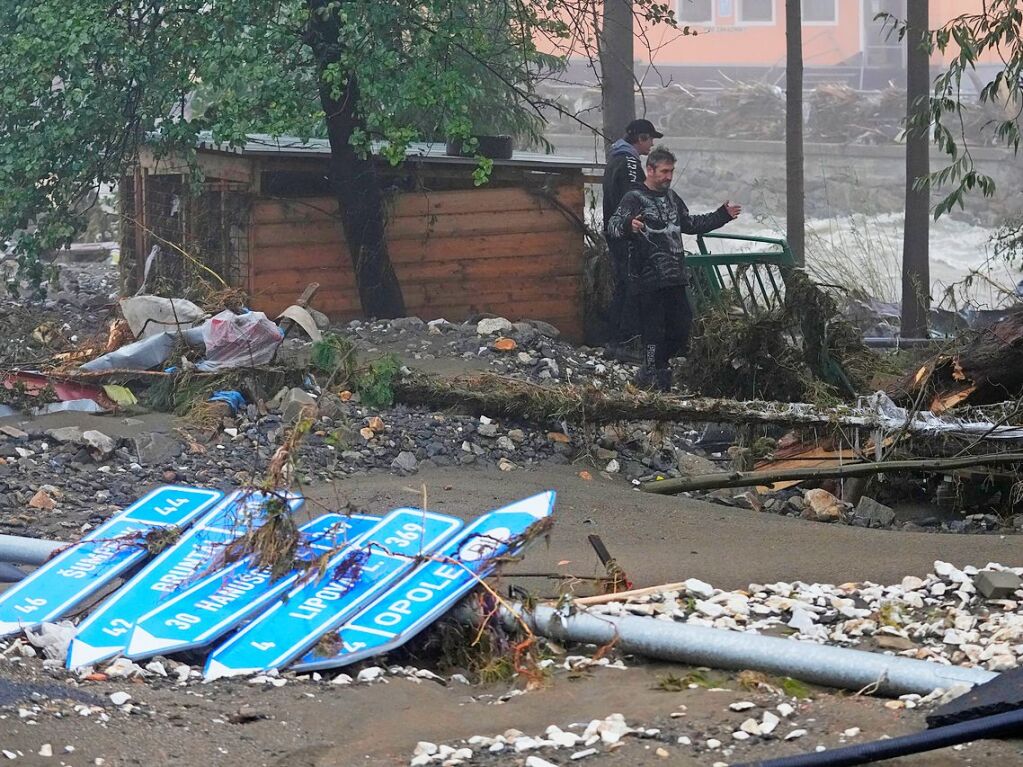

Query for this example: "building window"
[737,0,774,24]
[677,0,714,24]
[802,0,837,23]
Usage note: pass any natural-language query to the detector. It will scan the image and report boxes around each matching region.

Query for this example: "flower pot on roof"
[444,135,514,160]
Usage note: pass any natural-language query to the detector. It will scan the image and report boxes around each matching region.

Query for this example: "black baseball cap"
[625,118,664,139]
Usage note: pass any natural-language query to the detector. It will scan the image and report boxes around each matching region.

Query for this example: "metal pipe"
[518,605,995,697]
[0,562,26,582]
[0,534,64,565]
[862,337,939,348]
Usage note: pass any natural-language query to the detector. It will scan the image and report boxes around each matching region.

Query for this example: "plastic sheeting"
[119,296,206,340]
[195,311,283,372]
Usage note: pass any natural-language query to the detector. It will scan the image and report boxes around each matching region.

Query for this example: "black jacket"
[602,140,645,230]
[608,187,731,293]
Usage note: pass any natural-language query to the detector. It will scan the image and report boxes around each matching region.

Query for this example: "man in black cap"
[601,118,664,361]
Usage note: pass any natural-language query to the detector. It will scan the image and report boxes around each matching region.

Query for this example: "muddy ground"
[3,457,1023,766]
[3,259,1023,765]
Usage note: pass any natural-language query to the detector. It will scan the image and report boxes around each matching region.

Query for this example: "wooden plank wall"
[247,182,586,339]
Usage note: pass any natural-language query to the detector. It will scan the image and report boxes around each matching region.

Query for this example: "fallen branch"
[641,452,1023,495]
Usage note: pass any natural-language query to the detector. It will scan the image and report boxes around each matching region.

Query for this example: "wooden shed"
[122,135,590,340]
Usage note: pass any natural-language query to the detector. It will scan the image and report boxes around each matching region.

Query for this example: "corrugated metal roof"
[194,132,593,170]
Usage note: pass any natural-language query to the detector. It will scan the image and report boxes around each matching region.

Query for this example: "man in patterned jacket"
[608,145,742,391]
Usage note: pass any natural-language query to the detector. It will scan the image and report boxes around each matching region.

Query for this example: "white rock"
[357,666,385,683]
[684,578,716,599]
[570,748,598,760]
[38,744,53,757]
[740,718,762,736]
[109,691,131,706]
[761,710,780,735]
[409,756,431,767]
[943,629,965,645]
[695,600,725,618]
[677,736,692,745]
[901,576,926,591]
[413,742,437,757]
[843,727,861,738]
[545,726,580,748]
[525,757,558,767]
[476,317,513,335]
[777,703,795,718]
[597,713,631,744]
[331,674,353,685]
[144,661,167,677]
[452,748,473,760]
[706,738,722,749]
[788,607,818,634]
[729,701,756,712]
[514,737,540,752]
[785,729,807,740]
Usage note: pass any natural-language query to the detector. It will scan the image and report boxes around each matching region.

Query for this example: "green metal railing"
[688,232,857,395]
[688,232,796,316]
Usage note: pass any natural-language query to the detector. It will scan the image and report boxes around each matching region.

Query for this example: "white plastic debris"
[103,658,145,679]
[23,621,76,662]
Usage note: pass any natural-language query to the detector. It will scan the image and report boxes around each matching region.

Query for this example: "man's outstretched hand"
[725,201,742,219]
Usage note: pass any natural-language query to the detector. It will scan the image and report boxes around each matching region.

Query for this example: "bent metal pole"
[0,535,64,566]
[516,605,995,697]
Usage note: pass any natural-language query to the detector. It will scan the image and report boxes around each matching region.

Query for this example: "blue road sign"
[203,509,463,680]
[0,486,223,639]
[66,490,302,669]
[124,513,380,659]
[292,490,555,673]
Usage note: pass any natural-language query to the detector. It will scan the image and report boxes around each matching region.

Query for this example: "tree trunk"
[598,0,635,151]
[785,0,805,266]
[392,371,1019,440]
[303,1,406,319]
[901,0,931,338]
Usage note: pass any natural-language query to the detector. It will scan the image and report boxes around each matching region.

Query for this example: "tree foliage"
[924,1,1021,219]
[1,0,676,290]
[880,2,1022,264]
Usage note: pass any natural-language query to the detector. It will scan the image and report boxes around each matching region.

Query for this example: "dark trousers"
[607,240,640,343]
[638,285,693,369]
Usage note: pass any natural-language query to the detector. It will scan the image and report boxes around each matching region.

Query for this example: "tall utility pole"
[785,0,805,266]
[599,0,636,151]
[901,0,931,338]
